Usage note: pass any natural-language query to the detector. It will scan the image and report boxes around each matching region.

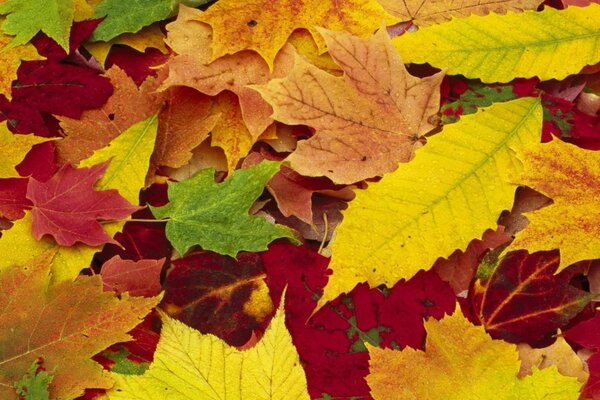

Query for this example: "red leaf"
[0,178,30,220]
[101,256,164,297]
[26,162,139,246]
[564,314,600,399]
[469,250,592,344]
[106,47,169,86]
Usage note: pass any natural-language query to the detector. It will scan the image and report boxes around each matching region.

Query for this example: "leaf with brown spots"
[253,28,444,183]
[56,66,164,165]
[507,139,600,269]
[469,249,592,345]
[160,251,274,347]
[161,5,294,137]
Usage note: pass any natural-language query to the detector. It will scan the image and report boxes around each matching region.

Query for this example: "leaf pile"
[0,0,599,399]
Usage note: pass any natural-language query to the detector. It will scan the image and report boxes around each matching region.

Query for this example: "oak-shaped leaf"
[161,251,274,347]
[367,308,581,399]
[106,303,310,399]
[469,250,592,344]
[253,28,444,184]
[26,162,139,246]
[0,251,161,400]
[150,160,298,257]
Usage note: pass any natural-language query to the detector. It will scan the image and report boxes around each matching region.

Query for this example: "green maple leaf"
[13,359,53,400]
[151,160,298,257]
[0,0,73,50]
[91,0,212,42]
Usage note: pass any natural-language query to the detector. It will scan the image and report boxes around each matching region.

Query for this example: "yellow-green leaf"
[393,5,600,83]
[367,308,581,400]
[320,97,542,307]
[106,304,309,399]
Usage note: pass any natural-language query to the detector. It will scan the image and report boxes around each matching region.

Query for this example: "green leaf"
[13,359,53,400]
[91,0,212,42]
[0,0,73,50]
[151,160,298,257]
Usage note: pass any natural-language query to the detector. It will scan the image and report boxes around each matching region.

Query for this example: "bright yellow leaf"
[0,29,44,99]
[393,5,600,83]
[0,212,98,283]
[79,114,159,204]
[320,97,542,307]
[367,308,581,399]
[106,304,310,400]
[377,0,540,26]
[194,0,398,69]
[507,139,600,270]
[0,122,53,178]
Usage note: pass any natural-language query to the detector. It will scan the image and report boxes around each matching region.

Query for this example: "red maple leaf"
[26,162,139,246]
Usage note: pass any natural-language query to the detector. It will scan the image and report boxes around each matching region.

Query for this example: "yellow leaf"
[194,0,398,69]
[85,24,167,65]
[0,122,53,177]
[0,30,44,100]
[106,303,310,400]
[393,5,600,82]
[507,138,600,270]
[378,0,540,26]
[80,114,159,204]
[320,97,542,307]
[518,336,588,383]
[367,308,581,399]
[0,212,98,283]
[253,28,443,184]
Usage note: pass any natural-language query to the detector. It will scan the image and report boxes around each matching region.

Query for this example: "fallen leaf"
[367,308,582,399]
[507,138,600,270]
[0,32,44,99]
[470,250,592,344]
[151,160,297,257]
[0,122,54,178]
[393,5,600,82]
[26,162,139,246]
[0,178,30,220]
[13,359,53,400]
[253,28,443,183]
[101,256,164,297]
[0,250,161,400]
[106,302,310,400]
[194,0,397,69]
[320,97,542,307]
[518,336,588,383]
[564,314,600,399]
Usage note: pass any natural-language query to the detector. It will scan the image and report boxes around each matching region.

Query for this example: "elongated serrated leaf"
[320,97,542,307]
[393,5,600,83]
[106,304,310,400]
[151,160,298,257]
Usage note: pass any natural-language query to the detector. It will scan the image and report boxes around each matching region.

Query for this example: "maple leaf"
[377,0,540,26]
[470,249,592,344]
[367,308,582,399]
[0,0,74,50]
[91,0,210,42]
[0,251,161,400]
[253,28,444,184]
[320,97,542,307]
[161,251,274,347]
[393,5,600,83]
[161,5,295,137]
[0,32,44,99]
[101,256,165,297]
[194,0,397,69]
[150,160,298,257]
[506,138,600,269]
[0,178,30,220]
[26,162,139,246]
[13,359,53,400]
[57,66,163,165]
[0,122,54,178]
[106,303,310,399]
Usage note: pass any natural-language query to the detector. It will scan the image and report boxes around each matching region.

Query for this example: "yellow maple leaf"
[377,0,540,26]
[320,97,541,307]
[0,122,54,178]
[367,308,581,399]
[194,0,398,69]
[393,4,600,83]
[253,28,443,184]
[507,139,600,270]
[106,303,309,399]
[0,28,44,100]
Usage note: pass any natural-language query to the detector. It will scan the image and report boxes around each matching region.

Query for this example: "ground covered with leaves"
[0,0,599,399]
